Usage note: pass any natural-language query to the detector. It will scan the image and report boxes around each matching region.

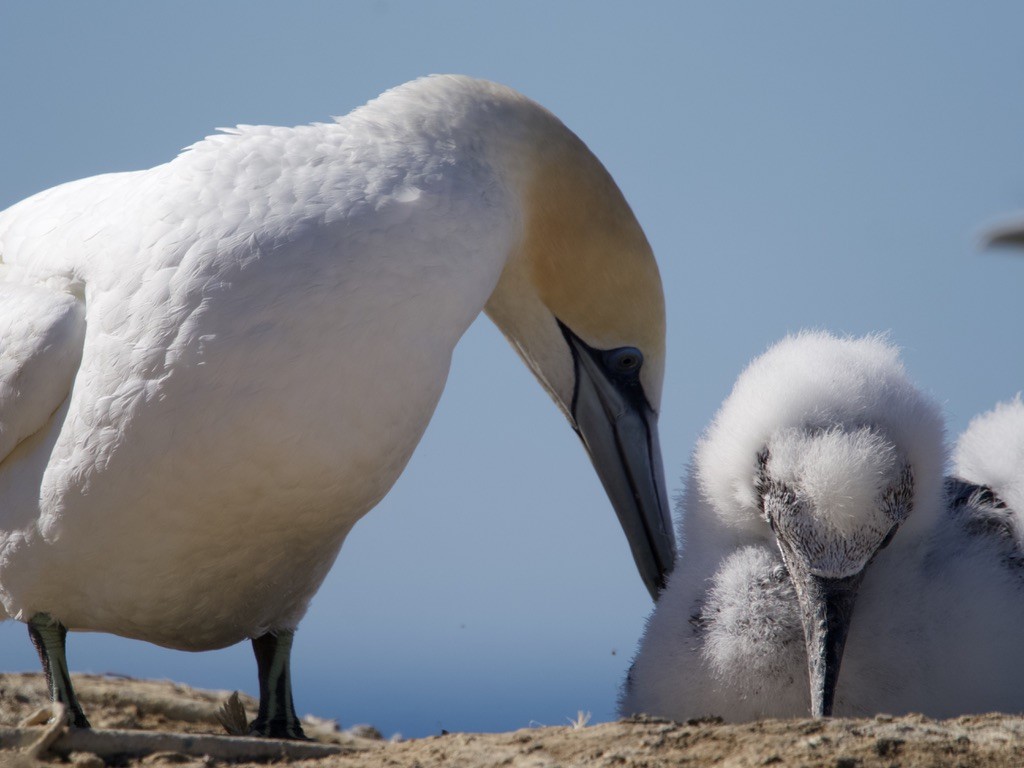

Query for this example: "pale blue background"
[1,1,1023,739]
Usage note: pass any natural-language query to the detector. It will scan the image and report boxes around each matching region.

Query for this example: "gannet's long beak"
[561,326,676,601]
[782,552,865,718]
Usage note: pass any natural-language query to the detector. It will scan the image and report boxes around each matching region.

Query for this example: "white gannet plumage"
[621,332,1024,721]
[0,75,674,735]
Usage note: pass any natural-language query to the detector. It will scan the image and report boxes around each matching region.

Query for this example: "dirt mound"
[1,673,1023,767]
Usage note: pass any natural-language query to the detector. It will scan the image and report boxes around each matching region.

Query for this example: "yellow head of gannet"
[484,101,673,598]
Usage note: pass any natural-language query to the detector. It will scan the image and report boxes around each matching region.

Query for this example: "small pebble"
[69,753,105,768]
[348,723,384,740]
[141,752,191,764]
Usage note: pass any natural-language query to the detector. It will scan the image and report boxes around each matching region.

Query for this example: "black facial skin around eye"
[557,320,652,414]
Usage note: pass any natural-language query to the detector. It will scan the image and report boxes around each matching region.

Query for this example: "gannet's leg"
[249,630,306,739]
[27,614,90,728]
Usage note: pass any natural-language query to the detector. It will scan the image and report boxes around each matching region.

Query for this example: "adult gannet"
[620,332,1024,720]
[0,75,675,738]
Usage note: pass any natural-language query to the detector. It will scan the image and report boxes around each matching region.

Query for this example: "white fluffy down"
[696,331,946,539]
[955,396,1024,526]
[766,426,899,540]
[700,546,803,695]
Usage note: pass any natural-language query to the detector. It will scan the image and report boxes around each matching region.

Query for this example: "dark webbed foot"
[27,614,90,728]
[248,713,308,740]
[249,630,307,740]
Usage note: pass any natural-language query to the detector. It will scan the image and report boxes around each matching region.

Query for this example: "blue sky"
[1,1,1023,739]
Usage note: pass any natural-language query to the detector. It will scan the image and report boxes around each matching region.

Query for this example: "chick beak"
[787,564,864,718]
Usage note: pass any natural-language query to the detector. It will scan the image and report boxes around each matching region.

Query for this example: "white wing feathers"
[0,284,85,465]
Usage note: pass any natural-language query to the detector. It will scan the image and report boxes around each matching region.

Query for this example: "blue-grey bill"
[572,362,676,601]
[792,570,864,717]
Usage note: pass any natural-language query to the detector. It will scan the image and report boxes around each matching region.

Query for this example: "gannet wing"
[0,283,85,465]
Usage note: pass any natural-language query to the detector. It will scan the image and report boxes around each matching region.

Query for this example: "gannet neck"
[383,76,674,594]
[355,77,674,596]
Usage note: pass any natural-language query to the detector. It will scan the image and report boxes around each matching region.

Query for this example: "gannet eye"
[877,523,899,552]
[606,347,643,375]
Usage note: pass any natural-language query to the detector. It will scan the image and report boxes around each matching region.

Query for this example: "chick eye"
[878,523,899,551]
[606,347,643,374]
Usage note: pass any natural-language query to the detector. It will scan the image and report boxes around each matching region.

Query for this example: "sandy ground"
[0,673,1023,767]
